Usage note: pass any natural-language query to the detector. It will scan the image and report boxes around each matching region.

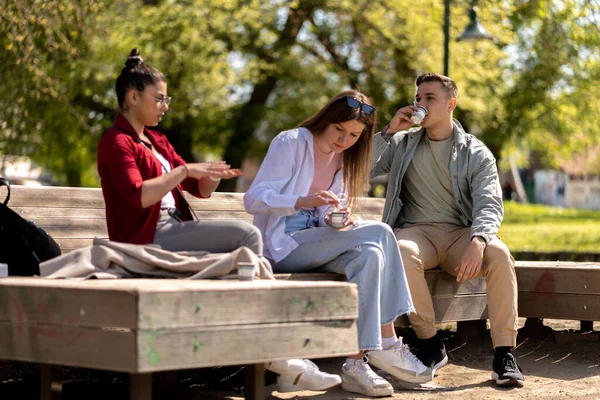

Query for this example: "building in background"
[0,155,55,186]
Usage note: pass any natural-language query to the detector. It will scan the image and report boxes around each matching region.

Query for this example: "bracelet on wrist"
[182,164,190,179]
[380,124,396,139]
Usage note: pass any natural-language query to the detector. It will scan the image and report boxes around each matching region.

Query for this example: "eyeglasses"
[138,91,172,107]
[344,96,376,115]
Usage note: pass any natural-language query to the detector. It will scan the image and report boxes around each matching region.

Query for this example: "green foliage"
[494,0,600,170]
[0,0,599,186]
[500,201,600,252]
[0,0,109,186]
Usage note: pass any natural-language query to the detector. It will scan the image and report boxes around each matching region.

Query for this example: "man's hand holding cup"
[384,105,427,135]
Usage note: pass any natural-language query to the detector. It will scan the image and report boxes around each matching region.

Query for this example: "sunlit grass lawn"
[499,201,600,253]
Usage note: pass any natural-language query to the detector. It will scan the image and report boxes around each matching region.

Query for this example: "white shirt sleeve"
[243,135,301,216]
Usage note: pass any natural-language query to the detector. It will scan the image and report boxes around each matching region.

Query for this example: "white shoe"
[267,359,342,392]
[368,340,433,384]
[342,357,394,397]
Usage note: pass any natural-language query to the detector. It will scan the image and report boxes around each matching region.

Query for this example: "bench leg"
[130,373,152,400]
[244,363,265,400]
[154,371,178,398]
[580,320,594,332]
[40,364,62,400]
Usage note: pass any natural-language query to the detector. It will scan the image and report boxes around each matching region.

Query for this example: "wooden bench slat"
[42,226,108,239]
[137,281,358,329]
[518,292,600,321]
[136,320,358,373]
[0,322,136,372]
[54,238,102,251]
[0,278,358,329]
[11,207,106,219]
[516,265,600,295]
[432,293,489,322]
[9,196,106,208]
[0,278,139,328]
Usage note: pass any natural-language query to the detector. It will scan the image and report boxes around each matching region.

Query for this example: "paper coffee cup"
[237,262,255,281]
[330,211,345,228]
[411,106,427,125]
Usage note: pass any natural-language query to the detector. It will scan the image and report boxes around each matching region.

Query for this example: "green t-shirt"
[399,135,463,226]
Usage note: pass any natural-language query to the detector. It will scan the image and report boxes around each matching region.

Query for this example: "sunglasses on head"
[344,96,376,115]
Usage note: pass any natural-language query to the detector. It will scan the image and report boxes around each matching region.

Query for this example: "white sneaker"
[368,340,434,384]
[267,359,342,392]
[341,357,394,397]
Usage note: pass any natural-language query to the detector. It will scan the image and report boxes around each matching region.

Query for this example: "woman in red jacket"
[97,48,262,255]
[97,48,342,393]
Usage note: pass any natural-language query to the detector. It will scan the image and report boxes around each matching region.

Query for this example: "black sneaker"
[414,337,448,371]
[492,352,524,387]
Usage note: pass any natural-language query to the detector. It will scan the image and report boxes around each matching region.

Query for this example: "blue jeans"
[277,214,415,351]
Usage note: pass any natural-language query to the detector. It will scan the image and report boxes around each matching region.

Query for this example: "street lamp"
[443,0,494,76]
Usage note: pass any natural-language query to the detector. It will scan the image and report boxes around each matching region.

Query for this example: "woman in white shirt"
[244,90,433,396]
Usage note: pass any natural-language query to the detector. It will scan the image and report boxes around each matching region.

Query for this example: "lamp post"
[443,0,494,76]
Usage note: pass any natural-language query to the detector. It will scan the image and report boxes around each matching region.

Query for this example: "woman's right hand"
[387,105,420,134]
[186,161,241,180]
[295,190,341,209]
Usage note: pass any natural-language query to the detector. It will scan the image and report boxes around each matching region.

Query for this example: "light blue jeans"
[276,213,415,351]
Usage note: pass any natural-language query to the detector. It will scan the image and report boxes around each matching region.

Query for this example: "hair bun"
[125,55,144,68]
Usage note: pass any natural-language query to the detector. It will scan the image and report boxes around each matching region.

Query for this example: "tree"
[2,0,598,189]
[0,0,109,186]
[485,0,600,168]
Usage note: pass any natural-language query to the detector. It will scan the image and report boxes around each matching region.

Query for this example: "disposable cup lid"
[237,262,255,268]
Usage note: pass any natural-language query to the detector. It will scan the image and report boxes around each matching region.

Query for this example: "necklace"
[314,140,333,154]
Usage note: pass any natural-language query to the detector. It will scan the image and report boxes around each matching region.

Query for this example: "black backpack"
[0,178,61,276]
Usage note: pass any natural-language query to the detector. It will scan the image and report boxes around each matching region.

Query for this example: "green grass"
[499,201,600,253]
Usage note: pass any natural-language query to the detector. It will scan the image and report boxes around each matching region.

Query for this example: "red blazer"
[97,114,204,244]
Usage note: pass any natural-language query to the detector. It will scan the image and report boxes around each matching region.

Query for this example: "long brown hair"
[298,90,376,207]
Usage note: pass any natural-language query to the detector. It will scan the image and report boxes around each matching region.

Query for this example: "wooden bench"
[12,185,598,325]
[1,186,360,399]
[4,185,600,397]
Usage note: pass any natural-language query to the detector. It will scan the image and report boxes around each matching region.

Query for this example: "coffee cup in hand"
[330,211,346,229]
[411,105,428,125]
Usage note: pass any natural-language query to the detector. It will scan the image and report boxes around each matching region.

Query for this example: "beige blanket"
[40,238,274,280]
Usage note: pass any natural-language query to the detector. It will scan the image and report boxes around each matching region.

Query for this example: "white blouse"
[244,128,344,262]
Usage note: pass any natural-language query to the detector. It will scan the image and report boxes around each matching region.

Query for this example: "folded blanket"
[40,238,274,280]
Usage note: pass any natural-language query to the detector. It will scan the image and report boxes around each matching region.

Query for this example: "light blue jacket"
[244,128,343,262]
[370,120,503,244]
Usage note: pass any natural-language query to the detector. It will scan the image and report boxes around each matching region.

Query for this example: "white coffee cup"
[411,105,428,125]
[330,211,345,229]
[237,262,255,281]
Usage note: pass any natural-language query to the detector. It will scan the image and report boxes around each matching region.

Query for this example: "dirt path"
[200,320,600,400]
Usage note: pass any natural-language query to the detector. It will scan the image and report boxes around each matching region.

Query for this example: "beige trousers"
[395,223,518,348]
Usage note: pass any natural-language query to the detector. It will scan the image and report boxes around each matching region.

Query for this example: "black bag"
[0,178,61,276]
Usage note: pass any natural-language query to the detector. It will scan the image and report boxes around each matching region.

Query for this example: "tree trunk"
[218,0,324,192]
[218,76,277,192]
[163,117,196,163]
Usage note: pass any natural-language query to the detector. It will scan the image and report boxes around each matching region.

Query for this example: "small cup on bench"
[237,262,256,281]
